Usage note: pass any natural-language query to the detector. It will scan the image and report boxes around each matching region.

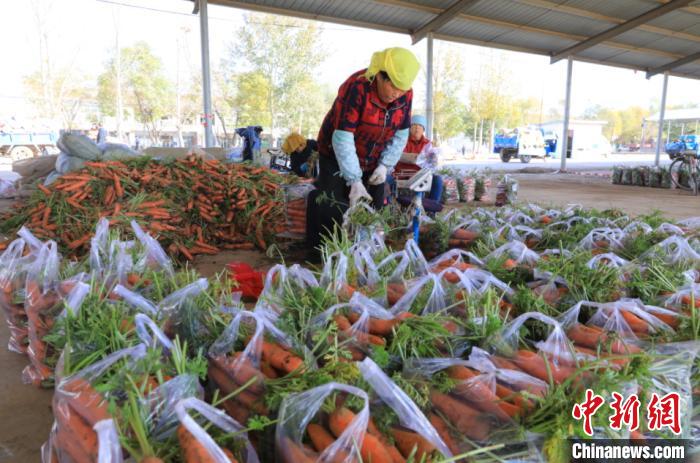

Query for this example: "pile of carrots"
[289,405,438,463]
[0,156,302,260]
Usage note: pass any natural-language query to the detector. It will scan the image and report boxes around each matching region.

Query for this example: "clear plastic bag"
[208,309,306,424]
[585,253,629,270]
[640,235,700,265]
[0,237,33,353]
[578,227,626,251]
[276,382,369,463]
[486,241,540,267]
[23,240,63,385]
[403,357,537,455]
[51,345,147,463]
[389,273,447,315]
[22,277,90,387]
[452,268,513,296]
[130,220,175,277]
[359,357,453,459]
[175,396,260,463]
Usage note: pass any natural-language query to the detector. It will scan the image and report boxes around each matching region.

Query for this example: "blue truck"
[494,127,557,163]
[0,131,58,161]
[665,134,698,159]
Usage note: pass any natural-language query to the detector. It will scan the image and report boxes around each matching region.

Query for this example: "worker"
[282,133,318,177]
[307,47,420,249]
[386,114,444,203]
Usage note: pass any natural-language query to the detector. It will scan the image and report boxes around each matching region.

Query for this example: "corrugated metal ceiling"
[199,0,700,79]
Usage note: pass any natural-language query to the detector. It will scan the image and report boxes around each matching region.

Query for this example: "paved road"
[442,153,672,172]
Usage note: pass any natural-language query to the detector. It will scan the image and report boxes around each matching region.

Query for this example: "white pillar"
[426,33,434,140]
[199,0,215,147]
[654,72,668,166]
[560,57,573,172]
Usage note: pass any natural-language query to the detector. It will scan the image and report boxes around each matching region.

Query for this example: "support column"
[426,33,434,140]
[559,56,573,172]
[199,0,215,147]
[654,72,668,166]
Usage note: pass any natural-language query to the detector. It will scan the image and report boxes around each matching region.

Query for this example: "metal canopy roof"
[195,0,700,80]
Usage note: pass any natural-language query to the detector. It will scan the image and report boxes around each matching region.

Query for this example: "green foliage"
[224,13,330,134]
[98,41,173,143]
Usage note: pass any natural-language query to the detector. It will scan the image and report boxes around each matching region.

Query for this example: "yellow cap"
[282,133,306,154]
[365,47,420,91]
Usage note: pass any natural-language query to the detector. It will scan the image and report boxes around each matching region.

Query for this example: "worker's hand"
[349,181,372,207]
[368,164,388,185]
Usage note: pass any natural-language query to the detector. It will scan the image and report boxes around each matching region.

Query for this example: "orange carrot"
[328,407,392,463]
[430,390,490,441]
[429,413,460,456]
[178,424,219,462]
[260,340,304,375]
[58,377,110,425]
[279,437,317,463]
[347,312,400,337]
[391,428,436,460]
[511,350,576,385]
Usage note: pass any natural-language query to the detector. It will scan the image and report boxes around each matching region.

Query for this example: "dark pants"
[306,156,385,249]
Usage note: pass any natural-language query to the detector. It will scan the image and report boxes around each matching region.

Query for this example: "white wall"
[539,122,608,158]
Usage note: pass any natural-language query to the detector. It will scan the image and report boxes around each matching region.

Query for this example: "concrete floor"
[0,171,698,461]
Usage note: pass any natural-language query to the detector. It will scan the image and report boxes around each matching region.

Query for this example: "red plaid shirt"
[317,69,413,172]
[405,135,430,154]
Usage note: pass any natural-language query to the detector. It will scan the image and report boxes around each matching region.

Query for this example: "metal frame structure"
[186,0,700,153]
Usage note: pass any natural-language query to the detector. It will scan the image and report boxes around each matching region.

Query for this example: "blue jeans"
[386,174,443,202]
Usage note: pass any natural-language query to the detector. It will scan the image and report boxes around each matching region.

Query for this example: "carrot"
[260,340,304,374]
[328,407,392,463]
[430,390,490,441]
[680,294,700,308]
[367,418,406,463]
[446,366,513,421]
[67,235,92,250]
[451,228,479,241]
[566,323,641,355]
[55,423,92,463]
[221,398,251,425]
[619,310,650,334]
[207,363,268,415]
[502,259,518,270]
[209,354,265,395]
[140,457,166,463]
[428,413,460,456]
[38,184,52,195]
[347,312,400,336]
[58,377,111,425]
[54,400,98,461]
[387,283,406,306]
[260,361,279,379]
[540,215,553,224]
[511,350,576,385]
[391,427,436,460]
[112,174,124,198]
[279,437,317,463]
[307,423,337,453]
[178,424,220,463]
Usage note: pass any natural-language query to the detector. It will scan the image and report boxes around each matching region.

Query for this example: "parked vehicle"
[0,131,58,161]
[666,134,698,160]
[494,127,551,163]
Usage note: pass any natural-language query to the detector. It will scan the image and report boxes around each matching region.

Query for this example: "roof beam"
[550,0,693,63]
[656,0,700,16]
[647,50,700,78]
[513,0,700,44]
[376,0,682,60]
[410,0,479,44]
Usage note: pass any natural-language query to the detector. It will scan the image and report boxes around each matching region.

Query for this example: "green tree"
[431,45,468,142]
[98,42,173,144]
[224,13,328,135]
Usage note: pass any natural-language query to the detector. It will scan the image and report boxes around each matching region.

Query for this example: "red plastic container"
[226,262,265,299]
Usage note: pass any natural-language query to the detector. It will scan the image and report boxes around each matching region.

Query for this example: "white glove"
[349,181,372,207]
[368,164,388,185]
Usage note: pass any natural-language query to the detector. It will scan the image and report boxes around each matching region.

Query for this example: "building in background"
[538,119,610,159]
